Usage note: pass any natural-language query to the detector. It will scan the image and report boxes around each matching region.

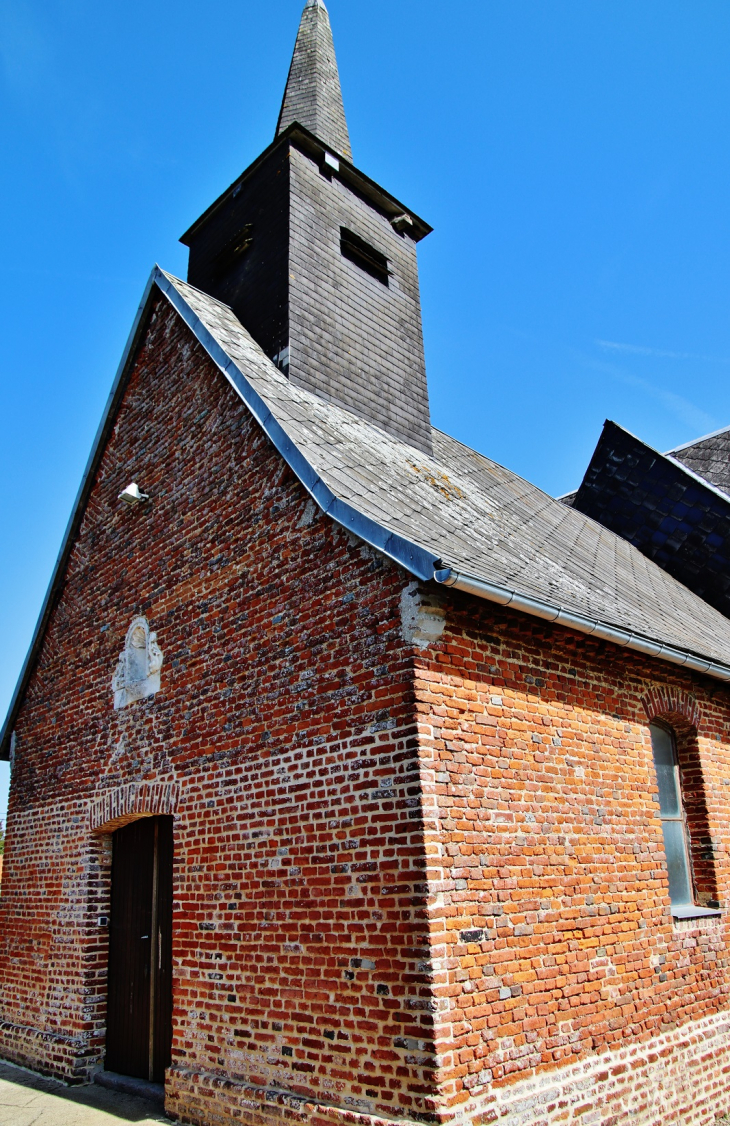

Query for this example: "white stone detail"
[400,582,446,649]
[112,617,163,710]
[297,499,317,528]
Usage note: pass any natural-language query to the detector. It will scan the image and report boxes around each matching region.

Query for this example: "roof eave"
[435,567,730,683]
[179,122,433,246]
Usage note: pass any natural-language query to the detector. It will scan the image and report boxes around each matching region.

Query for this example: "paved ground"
[0,1060,172,1126]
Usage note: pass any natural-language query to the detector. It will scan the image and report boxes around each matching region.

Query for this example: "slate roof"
[669,426,730,497]
[276,0,352,161]
[571,420,730,623]
[162,272,730,668]
[4,270,730,760]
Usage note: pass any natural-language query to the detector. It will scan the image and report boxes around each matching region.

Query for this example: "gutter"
[434,568,730,683]
[4,267,730,760]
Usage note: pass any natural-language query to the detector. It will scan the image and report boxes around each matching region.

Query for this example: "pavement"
[0,1060,172,1126]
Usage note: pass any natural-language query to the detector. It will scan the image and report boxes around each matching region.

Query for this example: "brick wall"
[412,588,730,1123]
[3,292,730,1126]
[0,297,437,1121]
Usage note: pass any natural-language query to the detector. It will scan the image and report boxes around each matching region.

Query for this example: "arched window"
[649,721,719,917]
[649,724,693,906]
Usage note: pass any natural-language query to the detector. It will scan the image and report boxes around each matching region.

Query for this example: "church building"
[3,4,730,1125]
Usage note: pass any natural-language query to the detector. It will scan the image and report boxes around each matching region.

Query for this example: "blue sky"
[2,0,730,822]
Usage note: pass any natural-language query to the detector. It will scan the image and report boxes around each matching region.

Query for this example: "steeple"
[181,1,434,454]
[276,0,352,161]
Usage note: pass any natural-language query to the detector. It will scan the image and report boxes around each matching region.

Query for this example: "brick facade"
[0,299,435,1116]
[2,297,730,1126]
[412,593,730,1123]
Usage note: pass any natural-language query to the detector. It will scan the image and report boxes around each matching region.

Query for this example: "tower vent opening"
[340,228,389,287]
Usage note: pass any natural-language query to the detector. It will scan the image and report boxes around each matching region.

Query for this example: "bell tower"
[180,0,433,455]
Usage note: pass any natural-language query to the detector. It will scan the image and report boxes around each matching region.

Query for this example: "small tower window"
[649,722,694,906]
[340,228,389,286]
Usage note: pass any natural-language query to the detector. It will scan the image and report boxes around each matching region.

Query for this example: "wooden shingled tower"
[181,0,434,454]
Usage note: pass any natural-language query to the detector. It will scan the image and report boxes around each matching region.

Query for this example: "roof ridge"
[604,419,730,503]
[666,421,730,454]
[431,425,573,509]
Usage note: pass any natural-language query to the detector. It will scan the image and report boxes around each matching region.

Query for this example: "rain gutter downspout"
[434,567,730,684]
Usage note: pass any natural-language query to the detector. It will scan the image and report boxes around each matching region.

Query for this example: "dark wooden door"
[106,816,173,1083]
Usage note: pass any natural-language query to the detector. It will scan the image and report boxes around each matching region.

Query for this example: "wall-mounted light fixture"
[118,482,149,505]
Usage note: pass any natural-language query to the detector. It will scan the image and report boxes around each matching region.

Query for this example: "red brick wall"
[3,292,730,1126]
[0,296,436,1120]
[413,590,730,1121]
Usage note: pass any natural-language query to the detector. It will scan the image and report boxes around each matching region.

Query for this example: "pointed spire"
[276,0,352,160]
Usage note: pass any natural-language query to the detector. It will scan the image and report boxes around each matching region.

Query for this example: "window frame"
[649,721,720,920]
[340,227,390,287]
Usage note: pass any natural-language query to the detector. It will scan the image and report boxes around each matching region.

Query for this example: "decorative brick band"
[90,781,180,833]
[451,1006,730,1126]
[641,686,701,729]
[165,1066,431,1126]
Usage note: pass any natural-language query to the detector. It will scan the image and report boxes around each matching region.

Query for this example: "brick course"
[2,297,730,1126]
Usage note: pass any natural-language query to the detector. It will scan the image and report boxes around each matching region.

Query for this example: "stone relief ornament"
[112,617,163,710]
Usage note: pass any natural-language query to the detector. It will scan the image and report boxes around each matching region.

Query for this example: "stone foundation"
[0,1019,94,1084]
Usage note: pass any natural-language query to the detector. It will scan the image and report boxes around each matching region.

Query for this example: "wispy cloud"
[585,357,717,435]
[596,339,730,365]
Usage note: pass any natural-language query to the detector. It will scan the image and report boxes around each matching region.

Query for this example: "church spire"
[276,0,352,161]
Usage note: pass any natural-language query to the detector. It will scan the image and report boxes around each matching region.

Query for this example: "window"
[211,224,253,280]
[649,723,694,906]
[340,228,390,286]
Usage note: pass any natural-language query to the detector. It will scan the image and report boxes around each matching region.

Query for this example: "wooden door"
[106,816,173,1082]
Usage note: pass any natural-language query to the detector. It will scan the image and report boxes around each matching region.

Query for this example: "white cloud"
[596,339,730,365]
[585,357,717,434]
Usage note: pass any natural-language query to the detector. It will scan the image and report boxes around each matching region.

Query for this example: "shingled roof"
[4,270,730,758]
[669,425,730,497]
[276,0,352,160]
[571,420,730,623]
